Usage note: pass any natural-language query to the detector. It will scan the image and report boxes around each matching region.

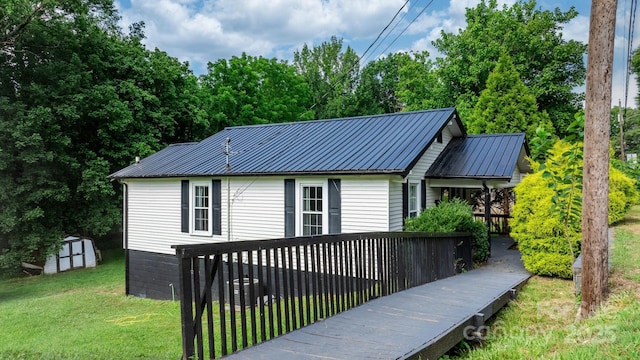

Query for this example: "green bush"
[610,166,639,223]
[512,140,639,278]
[405,198,489,263]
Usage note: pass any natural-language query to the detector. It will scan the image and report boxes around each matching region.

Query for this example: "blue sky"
[115,0,638,108]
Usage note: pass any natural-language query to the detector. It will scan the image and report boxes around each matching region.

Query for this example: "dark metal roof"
[424,133,529,180]
[109,108,463,179]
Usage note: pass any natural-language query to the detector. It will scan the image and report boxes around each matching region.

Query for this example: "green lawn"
[0,250,183,360]
[448,206,640,359]
[3,207,640,359]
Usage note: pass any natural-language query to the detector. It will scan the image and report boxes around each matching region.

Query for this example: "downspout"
[483,181,491,256]
[121,181,130,295]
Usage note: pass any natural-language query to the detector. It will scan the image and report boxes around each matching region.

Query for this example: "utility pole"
[581,0,617,318]
[619,100,625,161]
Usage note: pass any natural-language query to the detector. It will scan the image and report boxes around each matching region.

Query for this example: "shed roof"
[109,108,463,179]
[424,133,530,180]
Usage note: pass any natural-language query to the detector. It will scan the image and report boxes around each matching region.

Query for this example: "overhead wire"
[376,0,435,59]
[359,0,411,63]
[300,0,436,118]
[624,0,638,111]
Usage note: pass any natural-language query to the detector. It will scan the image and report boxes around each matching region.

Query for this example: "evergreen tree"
[467,53,553,148]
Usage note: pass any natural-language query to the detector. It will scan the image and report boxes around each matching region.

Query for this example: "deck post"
[483,182,491,255]
[177,252,195,359]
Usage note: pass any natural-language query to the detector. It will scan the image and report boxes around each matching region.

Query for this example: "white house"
[109,108,531,299]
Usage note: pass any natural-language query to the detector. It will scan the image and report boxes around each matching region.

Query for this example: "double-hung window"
[192,181,211,235]
[181,179,221,236]
[302,185,323,235]
[285,179,340,237]
[408,182,419,218]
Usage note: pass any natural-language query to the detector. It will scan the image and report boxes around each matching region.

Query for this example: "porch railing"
[172,231,472,359]
[474,213,511,235]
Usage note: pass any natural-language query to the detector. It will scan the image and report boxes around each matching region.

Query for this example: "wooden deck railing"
[474,213,511,235]
[172,231,472,359]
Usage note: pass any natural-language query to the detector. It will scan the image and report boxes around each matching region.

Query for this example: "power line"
[359,0,411,62]
[376,0,436,58]
[301,0,435,118]
[624,0,638,110]
[359,1,414,64]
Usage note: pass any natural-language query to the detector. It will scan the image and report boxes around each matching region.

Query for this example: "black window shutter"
[328,179,341,234]
[421,180,427,210]
[402,182,408,226]
[284,179,295,237]
[181,180,189,233]
[212,180,222,235]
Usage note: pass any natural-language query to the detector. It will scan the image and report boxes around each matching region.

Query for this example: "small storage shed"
[43,236,99,274]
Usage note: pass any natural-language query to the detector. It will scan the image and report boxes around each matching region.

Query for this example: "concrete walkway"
[226,237,530,359]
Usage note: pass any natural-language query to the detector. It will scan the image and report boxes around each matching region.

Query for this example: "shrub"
[405,198,489,263]
[512,140,639,278]
[609,166,639,223]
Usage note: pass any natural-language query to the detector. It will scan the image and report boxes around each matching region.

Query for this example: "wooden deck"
[224,237,530,360]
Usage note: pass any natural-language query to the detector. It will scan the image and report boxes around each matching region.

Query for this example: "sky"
[115,0,640,109]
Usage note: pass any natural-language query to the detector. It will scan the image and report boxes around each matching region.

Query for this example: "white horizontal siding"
[126,179,227,255]
[341,177,391,233]
[126,175,404,255]
[404,127,454,216]
[408,126,453,181]
[508,166,523,187]
[229,177,285,241]
[425,186,441,209]
[388,178,404,231]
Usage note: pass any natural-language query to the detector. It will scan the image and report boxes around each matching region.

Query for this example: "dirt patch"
[610,267,640,293]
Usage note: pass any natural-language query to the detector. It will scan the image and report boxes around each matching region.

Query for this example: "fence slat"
[175,232,472,359]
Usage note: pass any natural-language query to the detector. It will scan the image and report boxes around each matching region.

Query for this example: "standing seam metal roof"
[424,133,528,180]
[108,108,461,179]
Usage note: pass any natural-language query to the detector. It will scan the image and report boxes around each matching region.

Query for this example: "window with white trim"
[191,181,212,235]
[302,185,323,235]
[409,182,419,218]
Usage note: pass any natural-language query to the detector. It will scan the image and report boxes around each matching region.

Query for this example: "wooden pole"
[581,0,617,318]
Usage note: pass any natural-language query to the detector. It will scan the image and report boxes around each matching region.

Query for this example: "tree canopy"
[0,0,205,271]
[433,0,586,136]
[0,0,591,272]
[293,36,360,119]
[467,53,553,147]
[201,54,313,130]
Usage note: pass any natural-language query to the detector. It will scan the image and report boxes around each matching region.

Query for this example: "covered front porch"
[424,133,532,238]
[432,181,517,236]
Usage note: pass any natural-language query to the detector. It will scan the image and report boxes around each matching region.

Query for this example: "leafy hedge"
[512,140,639,278]
[405,198,489,263]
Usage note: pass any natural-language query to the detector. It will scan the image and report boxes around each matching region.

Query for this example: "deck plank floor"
[225,237,530,360]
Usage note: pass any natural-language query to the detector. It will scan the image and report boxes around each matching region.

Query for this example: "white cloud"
[115,0,636,107]
[564,15,589,44]
[117,0,407,72]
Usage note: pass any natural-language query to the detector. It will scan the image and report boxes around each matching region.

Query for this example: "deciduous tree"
[201,53,312,130]
[0,1,205,271]
[433,0,586,135]
[293,36,359,119]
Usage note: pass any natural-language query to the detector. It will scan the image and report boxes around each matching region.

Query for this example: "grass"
[0,250,183,360]
[3,207,640,359]
[447,205,640,359]
[0,249,365,359]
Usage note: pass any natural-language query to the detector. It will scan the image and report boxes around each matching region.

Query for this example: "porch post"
[503,188,510,234]
[483,182,491,256]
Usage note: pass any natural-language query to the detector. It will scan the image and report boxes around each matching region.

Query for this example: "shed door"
[71,240,85,269]
[58,239,85,272]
